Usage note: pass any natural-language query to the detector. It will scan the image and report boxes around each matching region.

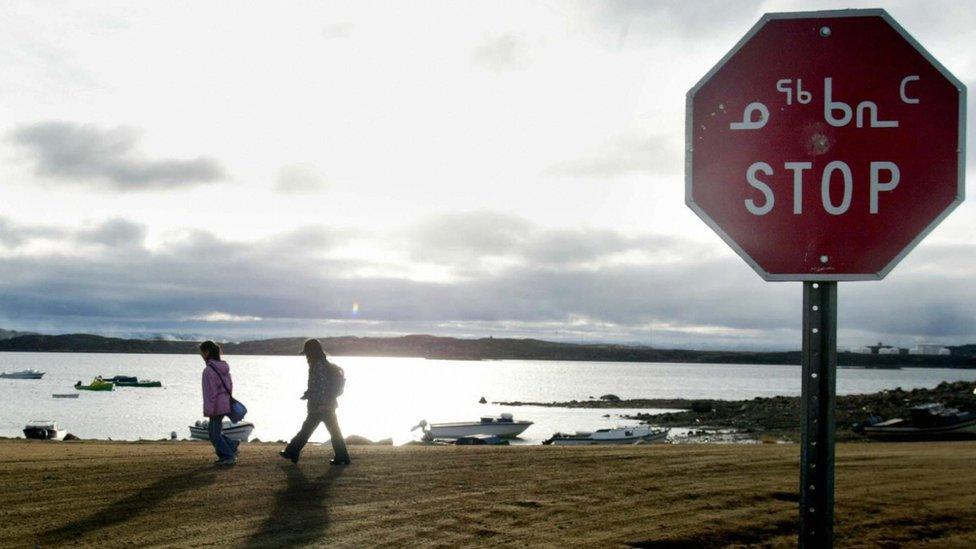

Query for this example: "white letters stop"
[744,160,899,216]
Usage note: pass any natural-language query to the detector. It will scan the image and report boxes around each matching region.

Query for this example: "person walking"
[200,340,240,465]
[279,339,350,465]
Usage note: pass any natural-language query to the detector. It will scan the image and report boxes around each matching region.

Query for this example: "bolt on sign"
[686,10,965,281]
[685,9,965,548]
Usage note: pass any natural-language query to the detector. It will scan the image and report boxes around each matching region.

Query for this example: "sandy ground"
[1,440,974,548]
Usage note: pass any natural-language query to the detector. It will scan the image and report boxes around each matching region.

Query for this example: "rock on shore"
[498,381,976,441]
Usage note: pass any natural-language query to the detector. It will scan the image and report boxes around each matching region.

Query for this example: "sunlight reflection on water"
[1,353,974,444]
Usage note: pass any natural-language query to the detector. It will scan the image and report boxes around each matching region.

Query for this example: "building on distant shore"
[850,346,873,354]
[866,342,903,355]
[909,344,951,356]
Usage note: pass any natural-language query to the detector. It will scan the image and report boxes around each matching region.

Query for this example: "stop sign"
[686,9,966,280]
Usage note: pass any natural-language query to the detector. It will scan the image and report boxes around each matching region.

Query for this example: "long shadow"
[244,463,345,548]
[39,466,217,545]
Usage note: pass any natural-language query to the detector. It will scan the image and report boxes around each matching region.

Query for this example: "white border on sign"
[684,9,967,282]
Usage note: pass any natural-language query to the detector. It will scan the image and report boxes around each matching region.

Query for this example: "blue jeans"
[208,414,239,460]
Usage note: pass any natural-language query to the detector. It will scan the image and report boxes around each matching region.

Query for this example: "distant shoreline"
[1,332,974,368]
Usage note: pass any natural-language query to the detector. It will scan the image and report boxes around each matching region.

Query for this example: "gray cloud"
[11,121,227,190]
[545,133,681,179]
[404,211,692,270]
[407,211,534,264]
[0,212,971,350]
[472,33,527,71]
[76,218,147,249]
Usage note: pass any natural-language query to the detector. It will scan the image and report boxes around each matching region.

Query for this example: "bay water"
[1,352,973,445]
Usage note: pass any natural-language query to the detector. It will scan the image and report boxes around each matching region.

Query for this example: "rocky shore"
[497,380,976,441]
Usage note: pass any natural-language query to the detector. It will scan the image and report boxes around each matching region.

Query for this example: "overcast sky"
[0,0,974,349]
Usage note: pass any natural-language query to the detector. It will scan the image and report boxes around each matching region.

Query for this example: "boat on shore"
[857,403,976,441]
[543,426,670,445]
[52,393,79,399]
[454,434,510,445]
[23,420,60,440]
[412,413,533,440]
[1,369,45,379]
[189,419,255,442]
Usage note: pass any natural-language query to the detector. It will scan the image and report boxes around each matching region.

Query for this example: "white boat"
[413,413,533,440]
[1,369,45,379]
[24,420,60,440]
[543,426,670,445]
[189,419,255,442]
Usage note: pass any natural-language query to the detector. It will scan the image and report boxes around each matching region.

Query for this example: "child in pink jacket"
[200,340,239,465]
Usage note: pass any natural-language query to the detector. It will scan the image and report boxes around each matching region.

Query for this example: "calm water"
[1,353,974,445]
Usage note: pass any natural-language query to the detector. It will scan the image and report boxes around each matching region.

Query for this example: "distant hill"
[949,344,976,357]
[0,328,35,341]
[0,332,974,367]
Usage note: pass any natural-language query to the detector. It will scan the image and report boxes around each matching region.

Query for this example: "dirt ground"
[1,440,974,548]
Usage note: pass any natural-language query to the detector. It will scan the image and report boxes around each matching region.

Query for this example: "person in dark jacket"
[279,339,350,465]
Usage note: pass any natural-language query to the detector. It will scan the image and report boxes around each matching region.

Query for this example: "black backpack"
[328,364,346,398]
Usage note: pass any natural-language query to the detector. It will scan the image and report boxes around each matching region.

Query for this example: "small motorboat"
[116,380,162,388]
[23,420,60,440]
[1,369,45,379]
[103,375,138,384]
[543,426,670,445]
[75,378,115,391]
[102,375,162,388]
[189,419,255,442]
[412,413,533,440]
[857,403,976,441]
[52,393,79,399]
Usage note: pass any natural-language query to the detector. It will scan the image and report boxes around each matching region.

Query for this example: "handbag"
[209,364,248,423]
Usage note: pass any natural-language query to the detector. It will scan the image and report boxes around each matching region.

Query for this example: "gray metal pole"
[799,281,837,547]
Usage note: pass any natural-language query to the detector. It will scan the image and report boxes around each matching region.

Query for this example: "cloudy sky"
[0,0,974,349]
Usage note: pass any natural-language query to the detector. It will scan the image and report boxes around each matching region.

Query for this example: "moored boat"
[103,375,138,384]
[23,420,60,439]
[1,369,45,379]
[116,380,162,388]
[543,426,670,445]
[413,413,533,440]
[189,419,255,442]
[75,379,115,391]
[102,375,162,388]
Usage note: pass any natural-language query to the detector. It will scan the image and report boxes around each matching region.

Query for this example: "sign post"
[685,9,965,546]
[800,281,836,546]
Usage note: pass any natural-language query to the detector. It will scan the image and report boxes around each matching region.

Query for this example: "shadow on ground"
[626,518,796,547]
[243,462,345,548]
[38,466,217,545]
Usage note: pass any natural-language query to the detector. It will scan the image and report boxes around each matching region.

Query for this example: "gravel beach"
[1,439,975,547]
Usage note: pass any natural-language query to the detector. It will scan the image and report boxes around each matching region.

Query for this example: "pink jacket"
[202,359,233,417]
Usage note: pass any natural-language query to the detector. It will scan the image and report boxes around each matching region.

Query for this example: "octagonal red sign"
[686,9,966,281]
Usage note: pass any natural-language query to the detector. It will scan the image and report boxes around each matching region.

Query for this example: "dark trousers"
[208,414,239,460]
[284,402,350,461]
